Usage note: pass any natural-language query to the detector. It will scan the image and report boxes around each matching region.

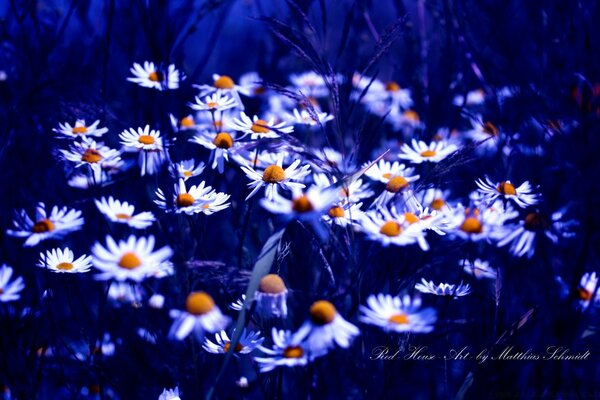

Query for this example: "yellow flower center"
[262,165,285,183]
[460,217,483,234]
[207,102,219,109]
[403,110,420,122]
[72,126,88,134]
[118,252,142,269]
[180,117,195,127]
[183,171,193,177]
[81,148,103,163]
[430,198,445,210]
[386,176,409,193]
[283,346,304,358]
[176,193,195,208]
[328,206,345,218]
[496,181,517,196]
[259,274,287,294]
[309,300,336,325]
[382,173,392,179]
[292,195,314,213]
[214,75,235,89]
[420,150,437,157]
[148,71,163,82]
[138,135,155,145]
[32,219,55,233]
[251,119,270,134]
[223,342,244,353]
[213,132,234,149]
[483,121,499,136]
[115,213,131,220]
[404,212,420,224]
[578,288,592,301]
[185,291,215,315]
[379,221,402,237]
[56,262,74,271]
[385,81,400,92]
[388,313,410,325]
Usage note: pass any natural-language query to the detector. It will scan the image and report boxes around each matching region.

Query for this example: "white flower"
[229,294,246,311]
[322,202,364,227]
[37,248,92,273]
[414,279,471,297]
[95,197,155,229]
[230,112,294,140]
[255,274,288,318]
[291,300,359,360]
[120,125,163,151]
[190,131,237,174]
[108,282,144,305]
[359,294,436,333]
[0,264,25,302]
[254,328,309,372]
[461,259,497,280]
[398,139,458,164]
[359,207,429,250]
[53,119,108,138]
[312,173,374,205]
[289,71,329,97]
[170,159,206,181]
[363,159,419,184]
[155,179,228,215]
[128,61,181,91]
[158,387,181,400]
[260,186,339,224]
[193,73,257,110]
[91,235,173,282]
[452,89,485,106]
[203,329,264,355]
[169,291,231,341]
[241,155,311,200]
[577,272,600,310]
[447,203,518,242]
[283,108,334,126]
[60,137,121,172]
[475,177,540,208]
[7,203,84,247]
[189,91,237,113]
[170,114,198,132]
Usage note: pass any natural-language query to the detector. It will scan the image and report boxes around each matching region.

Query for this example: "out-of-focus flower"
[148,294,165,309]
[452,89,486,106]
[0,265,25,302]
[283,108,334,127]
[260,186,339,227]
[291,300,359,360]
[254,328,309,372]
[168,291,231,341]
[190,131,237,173]
[95,197,155,229]
[53,119,108,139]
[414,279,471,297]
[158,387,181,400]
[61,137,121,173]
[313,173,374,205]
[37,248,92,274]
[289,71,330,97]
[241,155,311,201]
[91,235,173,281]
[108,282,144,305]
[8,203,84,247]
[155,179,220,215]
[128,61,181,91]
[170,114,198,132]
[170,159,205,181]
[322,202,364,227]
[189,91,237,113]
[475,177,539,208]
[230,113,294,140]
[398,139,458,164]
[255,274,288,318]
[447,203,518,242]
[364,159,419,184]
[360,206,429,249]
[203,328,264,355]
[461,259,497,280]
[577,272,599,310]
[359,294,436,333]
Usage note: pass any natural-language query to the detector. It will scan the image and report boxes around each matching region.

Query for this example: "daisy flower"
[203,328,264,355]
[53,119,108,138]
[465,117,500,147]
[398,139,458,164]
[194,73,255,110]
[414,279,472,297]
[95,197,155,229]
[169,114,198,132]
[108,282,145,305]
[230,112,294,140]
[310,147,354,173]
[168,291,231,341]
[127,61,181,91]
[359,294,436,333]
[461,259,498,280]
[170,159,206,181]
[37,247,92,274]
[198,191,231,215]
[359,207,429,250]
[60,137,121,172]
[291,300,360,360]
[8,203,84,247]
[313,173,374,205]
[189,91,237,113]
[363,159,419,184]
[322,202,364,227]
[254,274,288,318]
[155,179,224,215]
[475,177,540,208]
[577,272,600,310]
[448,203,518,242]
[283,108,334,127]
[229,294,247,311]
[189,131,237,173]
[417,188,451,212]
[289,71,330,97]
[159,387,181,400]
[260,186,339,226]
[120,125,163,151]
[254,328,309,372]
[241,155,311,201]
[0,265,25,302]
[91,235,173,282]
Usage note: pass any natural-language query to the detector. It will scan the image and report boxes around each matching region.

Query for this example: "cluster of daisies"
[1,60,590,398]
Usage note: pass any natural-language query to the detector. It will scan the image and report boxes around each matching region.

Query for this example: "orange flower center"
[403,110,420,122]
[283,346,304,358]
[56,262,74,271]
[148,71,164,82]
[223,342,244,353]
[180,117,195,127]
[309,300,336,325]
[72,126,88,134]
[32,219,55,233]
[430,198,445,210]
[404,212,420,224]
[81,148,103,163]
[214,75,235,89]
[185,291,215,315]
[183,171,193,177]
[483,121,499,136]
[292,195,314,213]
[578,288,592,301]
[207,102,219,109]
[420,150,437,157]
[262,165,285,183]
[138,135,155,145]
[385,81,400,92]
[380,221,402,237]
[259,274,287,294]
[213,132,234,149]
[460,217,483,234]
[328,206,345,218]
[251,119,270,134]
[118,252,142,269]
[388,313,409,324]
[496,181,517,196]
[386,176,409,193]
[115,213,131,220]
[176,193,195,208]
